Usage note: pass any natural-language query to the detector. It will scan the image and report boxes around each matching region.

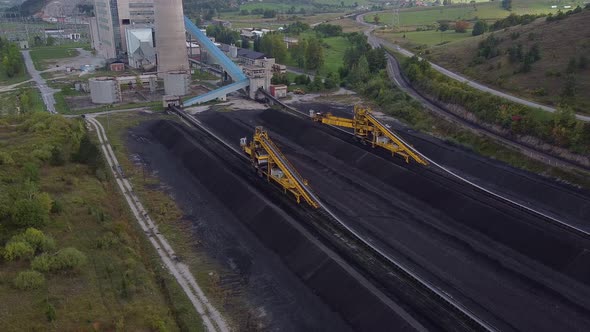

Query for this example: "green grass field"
[369,0,582,26]
[377,29,474,47]
[0,88,44,115]
[29,46,81,71]
[283,32,348,75]
[320,35,348,74]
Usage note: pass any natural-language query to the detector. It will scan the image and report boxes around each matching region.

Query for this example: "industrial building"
[125,28,156,70]
[89,0,155,60]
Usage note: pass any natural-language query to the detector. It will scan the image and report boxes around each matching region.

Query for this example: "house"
[270,85,288,98]
[237,49,266,66]
[283,36,298,49]
[109,61,125,72]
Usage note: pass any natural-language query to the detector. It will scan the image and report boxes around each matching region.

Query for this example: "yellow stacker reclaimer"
[241,126,320,208]
[311,105,429,166]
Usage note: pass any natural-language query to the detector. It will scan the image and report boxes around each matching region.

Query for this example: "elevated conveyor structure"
[183,16,249,106]
[312,105,429,165]
[241,127,320,208]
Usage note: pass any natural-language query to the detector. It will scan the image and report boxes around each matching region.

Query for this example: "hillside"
[427,8,590,114]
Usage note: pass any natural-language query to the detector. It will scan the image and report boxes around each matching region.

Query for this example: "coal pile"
[135,119,423,331]
[195,108,590,332]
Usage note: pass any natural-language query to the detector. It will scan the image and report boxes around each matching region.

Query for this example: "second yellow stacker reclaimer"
[241,126,320,208]
[311,105,429,166]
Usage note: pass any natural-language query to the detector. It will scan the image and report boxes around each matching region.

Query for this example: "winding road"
[356,13,590,122]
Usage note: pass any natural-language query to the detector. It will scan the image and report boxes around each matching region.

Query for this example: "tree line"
[0,37,25,79]
[402,56,590,156]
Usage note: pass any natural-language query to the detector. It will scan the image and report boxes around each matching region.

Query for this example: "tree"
[290,42,306,68]
[305,37,324,71]
[561,74,576,98]
[260,33,287,63]
[472,20,488,36]
[374,14,380,24]
[253,36,261,52]
[46,36,55,46]
[454,20,469,33]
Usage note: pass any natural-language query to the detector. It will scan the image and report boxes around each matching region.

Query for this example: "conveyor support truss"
[241,127,320,208]
[312,105,429,165]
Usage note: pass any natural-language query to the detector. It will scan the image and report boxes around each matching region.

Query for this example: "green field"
[29,46,80,71]
[320,35,348,74]
[284,32,348,75]
[377,29,474,47]
[0,113,192,330]
[0,88,44,115]
[369,0,581,26]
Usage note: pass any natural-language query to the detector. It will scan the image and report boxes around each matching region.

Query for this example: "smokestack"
[154,0,189,78]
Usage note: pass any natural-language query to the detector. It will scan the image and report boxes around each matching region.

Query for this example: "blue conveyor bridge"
[183,16,249,106]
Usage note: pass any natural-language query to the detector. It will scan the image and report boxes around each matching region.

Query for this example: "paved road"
[21,50,58,114]
[285,65,316,80]
[356,13,590,122]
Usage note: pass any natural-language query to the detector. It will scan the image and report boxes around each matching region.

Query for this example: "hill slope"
[427,8,590,114]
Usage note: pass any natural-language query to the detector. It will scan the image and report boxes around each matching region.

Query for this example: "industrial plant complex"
[87,0,277,107]
[2,0,590,330]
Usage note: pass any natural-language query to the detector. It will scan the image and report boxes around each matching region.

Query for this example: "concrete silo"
[153,0,189,80]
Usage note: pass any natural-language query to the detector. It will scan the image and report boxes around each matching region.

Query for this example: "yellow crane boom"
[311,105,428,166]
[241,127,320,208]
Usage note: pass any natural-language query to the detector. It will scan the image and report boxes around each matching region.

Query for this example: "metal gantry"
[312,105,429,166]
[241,127,320,208]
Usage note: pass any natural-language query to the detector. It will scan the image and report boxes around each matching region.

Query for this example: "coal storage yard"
[127,104,590,331]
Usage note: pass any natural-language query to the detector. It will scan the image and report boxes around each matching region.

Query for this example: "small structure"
[283,37,298,49]
[270,85,287,98]
[109,61,125,72]
[18,40,29,49]
[89,77,121,104]
[162,95,181,108]
[272,63,286,75]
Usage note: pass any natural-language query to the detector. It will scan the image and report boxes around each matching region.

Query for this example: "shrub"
[13,270,45,290]
[0,152,14,165]
[31,248,87,273]
[10,196,50,228]
[17,228,55,253]
[4,241,35,261]
[50,200,63,214]
[53,247,87,271]
[31,253,53,272]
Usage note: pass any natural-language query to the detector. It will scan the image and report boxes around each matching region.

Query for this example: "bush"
[13,270,45,290]
[10,196,51,228]
[31,253,53,272]
[31,247,87,273]
[13,228,56,253]
[4,241,35,261]
[55,248,87,270]
[0,152,14,165]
